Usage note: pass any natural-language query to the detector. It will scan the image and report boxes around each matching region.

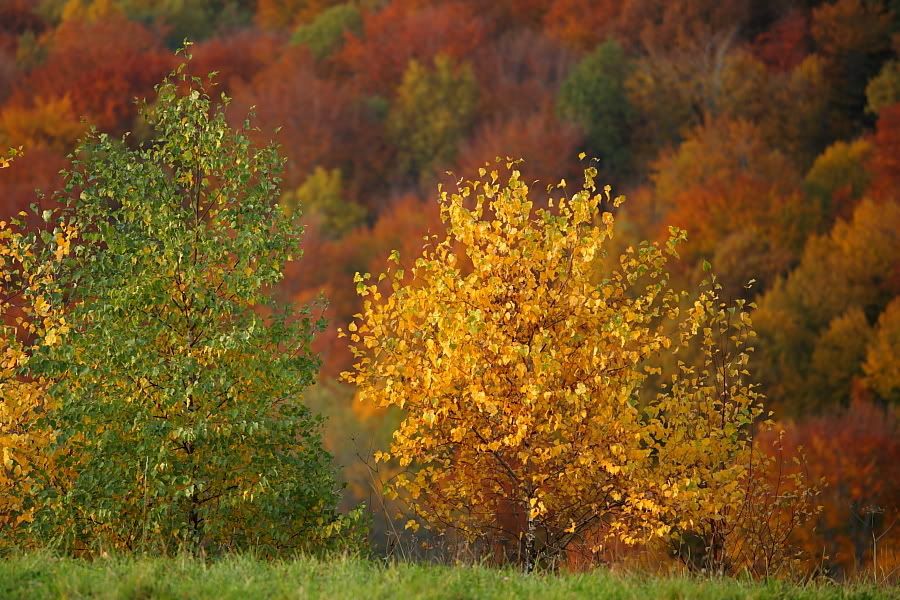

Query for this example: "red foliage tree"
[471,29,574,121]
[778,400,900,577]
[335,0,489,95]
[188,30,283,96]
[0,146,66,220]
[453,111,584,191]
[11,16,171,134]
[283,193,443,375]
[460,0,551,29]
[752,10,811,73]
[614,0,752,53]
[232,43,407,213]
[230,47,354,190]
[870,103,900,202]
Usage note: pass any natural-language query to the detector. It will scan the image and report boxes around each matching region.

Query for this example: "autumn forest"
[0,0,899,589]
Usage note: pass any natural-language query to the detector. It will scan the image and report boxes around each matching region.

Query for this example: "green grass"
[0,554,894,599]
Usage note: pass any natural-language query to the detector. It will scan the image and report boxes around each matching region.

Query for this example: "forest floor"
[0,553,895,599]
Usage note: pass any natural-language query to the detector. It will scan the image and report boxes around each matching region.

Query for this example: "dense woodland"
[0,0,899,579]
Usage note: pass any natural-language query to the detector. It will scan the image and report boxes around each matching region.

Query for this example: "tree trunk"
[524,497,536,573]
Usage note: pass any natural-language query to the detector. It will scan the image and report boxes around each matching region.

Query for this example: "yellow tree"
[281,166,366,238]
[863,297,900,404]
[0,151,77,543]
[387,55,478,179]
[342,159,766,570]
[0,97,86,154]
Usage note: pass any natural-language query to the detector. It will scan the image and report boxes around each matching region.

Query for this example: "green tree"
[387,54,478,179]
[292,2,361,60]
[557,40,634,176]
[24,63,355,555]
[282,166,366,238]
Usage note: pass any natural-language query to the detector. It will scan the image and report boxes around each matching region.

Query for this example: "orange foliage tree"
[648,118,809,294]
[0,96,86,153]
[543,0,620,51]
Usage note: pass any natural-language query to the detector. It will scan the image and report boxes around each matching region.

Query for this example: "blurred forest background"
[0,0,899,578]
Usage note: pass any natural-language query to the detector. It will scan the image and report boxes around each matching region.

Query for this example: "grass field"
[0,554,895,599]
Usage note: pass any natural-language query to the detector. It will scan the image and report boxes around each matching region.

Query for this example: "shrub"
[343,159,772,570]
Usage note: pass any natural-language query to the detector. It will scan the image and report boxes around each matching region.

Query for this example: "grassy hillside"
[0,555,893,600]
